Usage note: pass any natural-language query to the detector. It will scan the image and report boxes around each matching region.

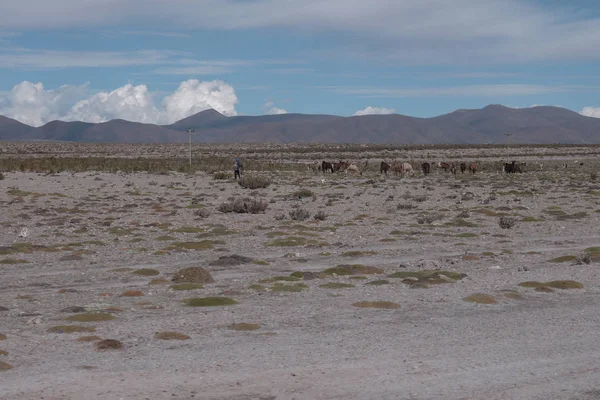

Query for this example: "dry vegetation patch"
[0,361,13,371]
[519,280,584,290]
[463,293,498,304]
[119,290,144,297]
[154,332,191,340]
[271,283,308,292]
[65,313,115,322]
[47,325,96,334]
[132,268,160,276]
[228,323,261,331]
[182,297,238,307]
[548,255,577,263]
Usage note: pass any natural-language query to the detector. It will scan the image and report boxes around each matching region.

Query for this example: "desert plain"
[1,142,600,400]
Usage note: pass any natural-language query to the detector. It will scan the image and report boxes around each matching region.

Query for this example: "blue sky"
[1,0,600,126]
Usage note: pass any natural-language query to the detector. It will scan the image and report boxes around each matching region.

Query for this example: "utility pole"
[187,129,195,167]
[505,133,512,158]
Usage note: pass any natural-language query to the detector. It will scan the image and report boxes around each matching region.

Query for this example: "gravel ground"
[1,151,600,400]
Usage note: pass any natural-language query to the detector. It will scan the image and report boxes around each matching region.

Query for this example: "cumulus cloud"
[65,84,159,124]
[0,79,238,126]
[161,79,238,121]
[354,106,396,116]
[0,81,89,127]
[581,107,600,118]
[263,101,287,115]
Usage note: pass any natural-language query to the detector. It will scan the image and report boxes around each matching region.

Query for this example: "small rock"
[27,316,42,325]
[302,272,316,281]
[0,306,8,312]
[417,260,440,269]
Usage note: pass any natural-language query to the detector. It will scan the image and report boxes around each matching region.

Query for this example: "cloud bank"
[2,1,600,63]
[354,106,396,116]
[0,80,238,126]
[581,106,600,118]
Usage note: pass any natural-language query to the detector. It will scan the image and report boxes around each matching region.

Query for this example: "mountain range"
[1,105,599,144]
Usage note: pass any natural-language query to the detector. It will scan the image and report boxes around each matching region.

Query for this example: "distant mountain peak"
[197,108,225,117]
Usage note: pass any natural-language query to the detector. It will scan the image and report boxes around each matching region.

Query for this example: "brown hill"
[0,105,599,144]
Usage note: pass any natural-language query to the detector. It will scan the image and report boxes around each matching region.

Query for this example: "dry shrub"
[574,253,592,265]
[213,171,231,180]
[289,208,310,221]
[292,189,314,199]
[397,203,416,210]
[498,216,516,229]
[172,266,214,284]
[95,339,123,351]
[238,175,271,189]
[313,211,327,221]
[193,208,210,218]
[218,198,268,214]
[417,213,442,224]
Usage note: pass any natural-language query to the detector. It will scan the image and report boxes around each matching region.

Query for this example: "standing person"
[233,157,242,180]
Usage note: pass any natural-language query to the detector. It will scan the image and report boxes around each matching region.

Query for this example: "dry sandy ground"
[1,155,600,400]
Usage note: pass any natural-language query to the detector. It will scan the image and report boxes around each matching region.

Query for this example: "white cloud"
[354,106,396,116]
[262,101,287,115]
[1,1,600,63]
[581,106,600,118]
[0,79,238,126]
[161,79,238,121]
[0,81,89,126]
[65,84,159,124]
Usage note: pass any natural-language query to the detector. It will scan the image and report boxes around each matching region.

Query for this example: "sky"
[1,0,600,126]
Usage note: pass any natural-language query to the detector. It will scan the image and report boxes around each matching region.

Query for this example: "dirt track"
[1,146,600,399]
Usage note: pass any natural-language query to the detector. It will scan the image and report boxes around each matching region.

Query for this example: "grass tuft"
[155,331,190,340]
[65,313,115,322]
[228,323,261,331]
[183,297,238,307]
[463,293,497,304]
[47,325,96,334]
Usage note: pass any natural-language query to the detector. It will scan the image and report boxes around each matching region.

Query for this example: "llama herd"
[309,159,530,176]
[310,159,480,176]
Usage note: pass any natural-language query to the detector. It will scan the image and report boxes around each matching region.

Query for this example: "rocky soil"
[1,145,600,400]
